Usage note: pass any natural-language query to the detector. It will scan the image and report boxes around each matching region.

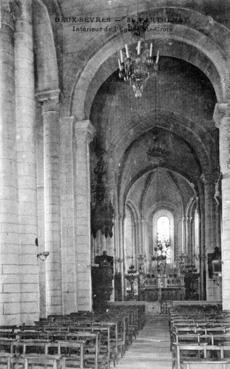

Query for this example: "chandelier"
[147,133,170,165]
[118,41,159,98]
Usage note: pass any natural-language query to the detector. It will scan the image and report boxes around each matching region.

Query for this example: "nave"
[117,314,171,369]
[0,302,229,369]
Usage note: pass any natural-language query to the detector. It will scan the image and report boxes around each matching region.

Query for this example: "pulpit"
[92,252,113,311]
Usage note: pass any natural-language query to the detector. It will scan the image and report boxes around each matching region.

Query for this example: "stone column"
[214,103,230,309]
[203,176,215,251]
[0,5,20,325]
[37,90,62,316]
[173,217,180,263]
[198,187,206,300]
[141,218,149,273]
[187,217,194,264]
[74,120,95,311]
[190,217,195,264]
[138,219,144,256]
[15,0,39,323]
[202,174,216,301]
[181,216,186,254]
[176,216,183,258]
[185,216,190,260]
[120,215,125,300]
[215,203,221,249]
[60,116,77,314]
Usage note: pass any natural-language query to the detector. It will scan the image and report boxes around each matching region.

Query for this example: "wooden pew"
[173,344,230,369]
[24,355,63,369]
[182,360,230,369]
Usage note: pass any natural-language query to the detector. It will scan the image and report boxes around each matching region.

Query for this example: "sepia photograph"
[0,0,230,368]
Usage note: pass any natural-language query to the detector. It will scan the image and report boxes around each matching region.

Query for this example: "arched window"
[152,210,174,264]
[157,216,171,263]
[157,216,170,243]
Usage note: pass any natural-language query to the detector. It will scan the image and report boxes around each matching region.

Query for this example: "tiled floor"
[117,314,172,369]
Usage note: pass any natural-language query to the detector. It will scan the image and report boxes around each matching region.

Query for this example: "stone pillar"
[138,219,144,255]
[141,218,149,273]
[15,0,39,322]
[185,216,190,260]
[118,214,125,300]
[190,217,195,264]
[176,216,183,258]
[187,217,194,264]
[174,217,180,263]
[74,120,95,311]
[0,5,20,325]
[181,216,186,254]
[198,187,206,300]
[214,103,230,309]
[215,203,221,249]
[37,90,62,316]
[202,174,216,301]
[60,116,77,314]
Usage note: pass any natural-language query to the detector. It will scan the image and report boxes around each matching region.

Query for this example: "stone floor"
[117,314,172,369]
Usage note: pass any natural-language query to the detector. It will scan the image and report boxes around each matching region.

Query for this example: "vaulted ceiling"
[90,56,218,214]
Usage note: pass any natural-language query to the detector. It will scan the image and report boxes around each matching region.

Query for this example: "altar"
[139,275,185,302]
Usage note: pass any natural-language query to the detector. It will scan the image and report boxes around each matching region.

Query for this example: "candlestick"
[149,43,153,57]
[156,50,159,64]
[125,44,129,58]
[137,40,141,55]
[118,58,122,71]
[120,50,124,63]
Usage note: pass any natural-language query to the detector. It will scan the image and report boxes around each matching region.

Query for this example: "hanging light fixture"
[118,41,159,98]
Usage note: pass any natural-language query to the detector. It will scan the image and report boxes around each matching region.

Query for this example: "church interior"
[1,0,230,368]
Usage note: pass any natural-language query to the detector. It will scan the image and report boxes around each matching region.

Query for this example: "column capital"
[214,102,230,128]
[60,116,75,125]
[36,89,60,112]
[13,0,32,23]
[200,172,217,185]
[0,6,15,30]
[74,120,95,144]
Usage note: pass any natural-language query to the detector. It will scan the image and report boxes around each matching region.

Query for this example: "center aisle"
[117,314,172,369]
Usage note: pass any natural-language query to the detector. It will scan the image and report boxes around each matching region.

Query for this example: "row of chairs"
[169,302,230,369]
[0,304,145,369]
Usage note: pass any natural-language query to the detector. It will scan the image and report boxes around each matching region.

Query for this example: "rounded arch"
[70,6,230,119]
[122,167,197,217]
[115,110,213,173]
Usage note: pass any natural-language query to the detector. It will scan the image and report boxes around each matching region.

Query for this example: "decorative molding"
[213,102,230,128]
[9,0,22,21]
[74,120,95,144]
[36,89,60,103]
[0,6,15,30]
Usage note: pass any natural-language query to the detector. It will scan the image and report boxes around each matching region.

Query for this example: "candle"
[156,50,159,64]
[118,58,122,71]
[149,43,153,57]
[137,40,141,55]
[125,44,129,58]
[120,50,124,63]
